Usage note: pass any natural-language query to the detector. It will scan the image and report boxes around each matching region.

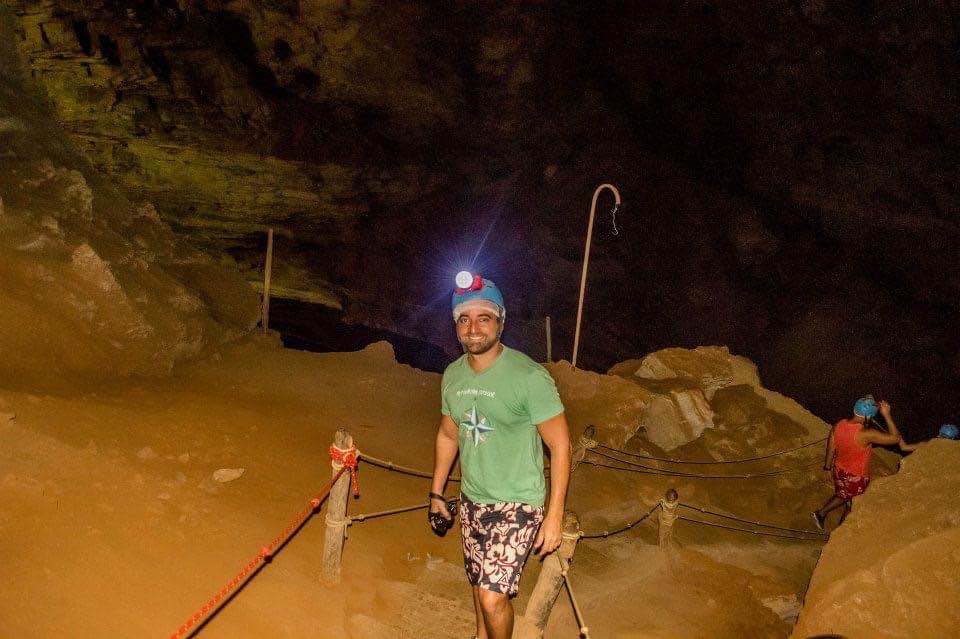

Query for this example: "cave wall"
[8,0,960,430]
[0,5,259,388]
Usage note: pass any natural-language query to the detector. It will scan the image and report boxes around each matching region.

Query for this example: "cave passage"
[270,298,449,373]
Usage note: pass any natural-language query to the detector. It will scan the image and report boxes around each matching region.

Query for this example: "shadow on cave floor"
[268,298,449,373]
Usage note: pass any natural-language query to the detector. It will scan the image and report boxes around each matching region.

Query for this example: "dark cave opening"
[71,19,92,55]
[269,299,448,374]
[97,34,121,66]
[143,46,171,81]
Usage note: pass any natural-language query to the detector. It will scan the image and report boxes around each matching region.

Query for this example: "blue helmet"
[938,424,959,440]
[853,396,878,419]
[451,272,505,321]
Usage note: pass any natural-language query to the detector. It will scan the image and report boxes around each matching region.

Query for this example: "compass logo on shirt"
[460,406,494,446]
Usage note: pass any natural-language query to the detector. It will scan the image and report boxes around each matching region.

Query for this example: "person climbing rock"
[429,272,571,639]
[812,396,908,530]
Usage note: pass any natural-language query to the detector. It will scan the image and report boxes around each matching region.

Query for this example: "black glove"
[428,494,459,537]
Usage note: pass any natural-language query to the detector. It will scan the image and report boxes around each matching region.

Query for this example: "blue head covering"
[451,275,505,321]
[853,396,879,419]
[938,424,959,440]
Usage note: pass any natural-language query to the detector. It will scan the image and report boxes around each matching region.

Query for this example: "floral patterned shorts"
[459,497,544,596]
[833,467,870,500]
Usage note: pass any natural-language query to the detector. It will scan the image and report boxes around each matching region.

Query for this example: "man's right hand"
[428,494,454,535]
[430,497,451,520]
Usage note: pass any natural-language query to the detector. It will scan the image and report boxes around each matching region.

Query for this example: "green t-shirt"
[441,345,565,506]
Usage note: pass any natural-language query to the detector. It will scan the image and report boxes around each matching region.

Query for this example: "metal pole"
[572,184,621,368]
[545,315,552,363]
[261,228,274,333]
[560,559,590,638]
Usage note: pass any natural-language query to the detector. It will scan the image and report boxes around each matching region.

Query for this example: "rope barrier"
[676,515,825,541]
[679,502,827,537]
[330,444,361,496]
[358,450,549,482]
[596,437,827,464]
[169,466,347,639]
[358,452,462,482]
[349,502,431,523]
[590,448,814,478]
[559,556,590,638]
[584,450,820,479]
[579,503,660,539]
[169,434,819,639]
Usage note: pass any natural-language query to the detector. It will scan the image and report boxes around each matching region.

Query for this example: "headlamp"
[454,270,483,293]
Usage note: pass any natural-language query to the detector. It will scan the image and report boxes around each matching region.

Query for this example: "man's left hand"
[533,515,562,555]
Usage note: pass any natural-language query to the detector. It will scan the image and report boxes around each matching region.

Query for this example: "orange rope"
[168,466,347,639]
[330,444,360,497]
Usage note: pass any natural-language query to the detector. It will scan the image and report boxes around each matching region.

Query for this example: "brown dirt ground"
[0,336,835,638]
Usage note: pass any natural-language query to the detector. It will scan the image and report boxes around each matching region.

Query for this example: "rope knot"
[329,444,360,497]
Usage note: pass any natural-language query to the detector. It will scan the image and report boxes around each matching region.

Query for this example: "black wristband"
[428,491,446,502]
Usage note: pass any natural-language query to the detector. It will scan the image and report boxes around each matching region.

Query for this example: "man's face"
[455,307,501,356]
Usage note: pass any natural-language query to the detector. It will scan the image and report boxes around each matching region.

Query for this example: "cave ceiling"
[9,0,960,426]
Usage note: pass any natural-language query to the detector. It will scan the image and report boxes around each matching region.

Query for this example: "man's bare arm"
[860,400,902,446]
[533,412,571,555]
[430,415,459,516]
[898,439,920,452]
[860,429,901,446]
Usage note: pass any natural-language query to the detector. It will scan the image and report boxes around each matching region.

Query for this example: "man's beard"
[460,334,499,355]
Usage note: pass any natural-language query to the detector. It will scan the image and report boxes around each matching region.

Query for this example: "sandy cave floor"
[0,336,827,638]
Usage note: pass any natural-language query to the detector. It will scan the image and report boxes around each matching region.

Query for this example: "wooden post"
[518,511,581,639]
[570,425,597,474]
[261,228,274,333]
[545,315,552,363]
[321,428,353,584]
[658,488,678,550]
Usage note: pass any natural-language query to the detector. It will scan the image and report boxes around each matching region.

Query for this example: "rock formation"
[793,440,960,638]
[7,0,957,430]
[0,9,258,387]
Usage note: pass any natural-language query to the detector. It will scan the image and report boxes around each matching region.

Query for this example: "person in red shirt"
[812,396,905,530]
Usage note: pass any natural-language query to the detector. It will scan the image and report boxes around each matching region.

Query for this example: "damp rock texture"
[792,440,960,638]
[4,0,960,431]
[0,11,258,387]
[550,345,828,456]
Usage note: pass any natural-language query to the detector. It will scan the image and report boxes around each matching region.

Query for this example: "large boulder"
[550,353,717,451]
[641,389,714,451]
[792,440,960,638]
[548,361,652,449]
[610,346,762,400]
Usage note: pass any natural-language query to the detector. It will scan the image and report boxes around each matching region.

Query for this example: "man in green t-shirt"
[430,272,571,639]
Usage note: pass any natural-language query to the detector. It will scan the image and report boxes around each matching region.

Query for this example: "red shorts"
[833,467,870,500]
